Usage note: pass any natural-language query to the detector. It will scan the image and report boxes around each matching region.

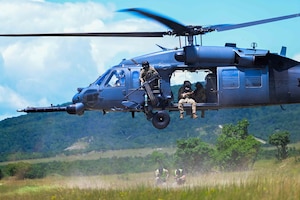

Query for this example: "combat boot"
[180,113,184,119]
[192,113,198,119]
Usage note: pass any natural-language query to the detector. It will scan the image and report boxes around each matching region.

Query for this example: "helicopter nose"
[72,93,81,104]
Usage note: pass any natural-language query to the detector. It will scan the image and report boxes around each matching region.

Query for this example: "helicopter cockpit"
[94,69,110,86]
[94,69,127,87]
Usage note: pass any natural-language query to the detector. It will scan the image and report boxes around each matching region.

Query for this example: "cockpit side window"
[95,70,110,86]
[105,69,126,87]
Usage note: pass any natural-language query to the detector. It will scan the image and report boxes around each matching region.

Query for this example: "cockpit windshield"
[94,69,111,86]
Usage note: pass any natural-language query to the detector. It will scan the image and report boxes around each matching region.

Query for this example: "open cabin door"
[125,69,145,108]
[217,66,269,106]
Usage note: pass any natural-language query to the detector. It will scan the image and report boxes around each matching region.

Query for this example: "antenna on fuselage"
[251,42,257,49]
[280,46,287,56]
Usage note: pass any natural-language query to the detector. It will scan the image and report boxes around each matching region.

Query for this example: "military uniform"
[193,82,206,103]
[140,61,159,82]
[155,168,169,185]
[139,61,159,89]
[174,169,186,185]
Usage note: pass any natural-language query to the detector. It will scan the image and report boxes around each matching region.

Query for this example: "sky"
[0,0,299,120]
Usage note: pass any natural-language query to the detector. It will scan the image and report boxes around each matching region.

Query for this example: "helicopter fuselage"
[68,44,300,122]
[20,44,300,129]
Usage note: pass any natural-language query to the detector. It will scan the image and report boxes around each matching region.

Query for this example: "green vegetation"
[0,156,169,179]
[1,120,295,181]
[215,120,261,171]
[269,131,290,160]
[175,138,214,172]
[1,119,300,199]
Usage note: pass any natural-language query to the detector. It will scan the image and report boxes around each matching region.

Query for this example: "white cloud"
[0,85,29,108]
[0,85,31,120]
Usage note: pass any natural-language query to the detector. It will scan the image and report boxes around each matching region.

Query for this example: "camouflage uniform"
[140,61,159,82]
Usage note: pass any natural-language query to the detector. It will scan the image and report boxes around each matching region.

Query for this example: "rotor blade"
[119,8,188,34]
[0,32,167,37]
[213,13,300,32]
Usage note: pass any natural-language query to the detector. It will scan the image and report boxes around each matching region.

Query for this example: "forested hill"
[1,103,300,159]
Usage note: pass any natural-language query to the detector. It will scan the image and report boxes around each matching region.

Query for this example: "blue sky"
[0,0,299,120]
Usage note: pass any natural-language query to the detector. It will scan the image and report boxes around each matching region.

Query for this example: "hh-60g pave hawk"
[4,8,300,129]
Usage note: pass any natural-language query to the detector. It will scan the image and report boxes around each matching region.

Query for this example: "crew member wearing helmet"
[178,80,198,119]
[114,70,125,87]
[139,61,159,85]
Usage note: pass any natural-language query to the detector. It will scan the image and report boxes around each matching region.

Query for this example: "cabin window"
[245,69,262,88]
[131,71,140,88]
[221,69,239,88]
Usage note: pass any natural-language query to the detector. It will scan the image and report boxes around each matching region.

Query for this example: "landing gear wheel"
[152,110,170,129]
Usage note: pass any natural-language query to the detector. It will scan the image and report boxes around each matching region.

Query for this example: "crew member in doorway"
[193,82,206,118]
[178,80,198,119]
[139,61,159,89]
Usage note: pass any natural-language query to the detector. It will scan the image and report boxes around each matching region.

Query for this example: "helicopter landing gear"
[152,110,170,129]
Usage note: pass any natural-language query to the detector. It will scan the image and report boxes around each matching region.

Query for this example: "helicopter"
[3,8,300,129]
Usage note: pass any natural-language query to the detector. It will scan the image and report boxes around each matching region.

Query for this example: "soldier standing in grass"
[174,168,186,185]
[155,167,169,185]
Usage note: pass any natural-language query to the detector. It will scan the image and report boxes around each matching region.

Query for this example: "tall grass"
[1,158,300,200]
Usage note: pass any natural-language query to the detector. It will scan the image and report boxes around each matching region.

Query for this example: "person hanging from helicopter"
[193,82,206,118]
[139,61,160,89]
[178,80,198,119]
[139,61,161,107]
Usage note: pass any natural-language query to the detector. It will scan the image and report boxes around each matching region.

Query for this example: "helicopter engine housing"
[66,103,85,115]
[175,46,236,66]
[175,46,269,67]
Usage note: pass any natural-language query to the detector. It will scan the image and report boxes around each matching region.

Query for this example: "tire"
[152,110,170,129]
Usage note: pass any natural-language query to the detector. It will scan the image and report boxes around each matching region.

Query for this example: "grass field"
[1,158,300,200]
